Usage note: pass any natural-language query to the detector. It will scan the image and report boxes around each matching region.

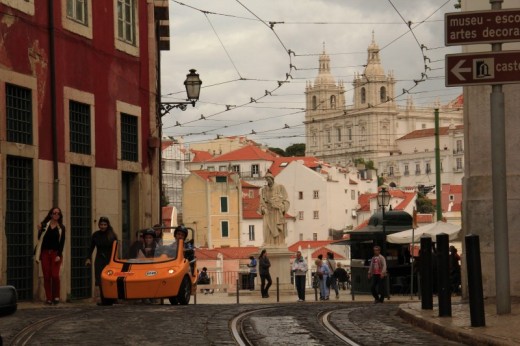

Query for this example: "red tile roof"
[206,145,277,163]
[354,219,369,230]
[191,170,236,181]
[195,246,259,260]
[288,240,333,252]
[268,156,320,176]
[397,125,464,141]
[393,190,416,211]
[190,149,213,163]
[311,247,345,260]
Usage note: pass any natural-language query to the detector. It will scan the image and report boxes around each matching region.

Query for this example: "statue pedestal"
[261,246,294,292]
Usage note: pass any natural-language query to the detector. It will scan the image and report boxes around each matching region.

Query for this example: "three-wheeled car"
[101,226,197,305]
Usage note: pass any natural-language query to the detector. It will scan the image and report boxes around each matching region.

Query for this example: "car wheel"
[176,276,191,305]
[100,297,116,306]
[169,296,178,305]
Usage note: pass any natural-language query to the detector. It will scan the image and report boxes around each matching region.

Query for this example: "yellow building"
[182,171,241,248]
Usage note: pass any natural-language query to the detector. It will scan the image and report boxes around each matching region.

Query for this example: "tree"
[285,143,305,157]
[269,147,286,157]
[416,192,435,214]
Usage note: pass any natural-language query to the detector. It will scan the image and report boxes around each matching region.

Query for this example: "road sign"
[445,51,520,87]
[445,9,520,46]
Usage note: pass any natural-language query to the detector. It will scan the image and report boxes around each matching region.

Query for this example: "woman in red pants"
[35,207,66,305]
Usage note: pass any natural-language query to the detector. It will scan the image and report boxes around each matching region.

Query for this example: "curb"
[397,306,508,346]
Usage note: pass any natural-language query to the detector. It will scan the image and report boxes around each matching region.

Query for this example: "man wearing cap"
[258,171,290,246]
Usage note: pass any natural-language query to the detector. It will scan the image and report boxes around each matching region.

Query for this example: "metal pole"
[382,206,390,300]
[420,236,433,310]
[434,108,442,221]
[466,234,486,327]
[489,0,511,316]
[436,233,451,317]
[236,279,239,304]
[276,277,280,303]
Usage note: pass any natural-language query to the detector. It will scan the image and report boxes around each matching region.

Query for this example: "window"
[299,233,303,241]
[298,211,304,220]
[388,166,394,177]
[176,161,180,170]
[66,0,88,25]
[248,190,254,198]
[120,113,138,161]
[449,195,455,201]
[415,163,421,175]
[330,95,336,109]
[298,191,303,200]
[361,87,366,104]
[326,130,331,144]
[404,164,409,176]
[220,196,228,213]
[348,128,352,141]
[456,158,463,170]
[351,190,356,200]
[6,84,32,145]
[336,127,341,142]
[380,87,387,102]
[207,166,215,171]
[232,165,240,173]
[69,100,91,154]
[248,225,255,241]
[312,132,317,146]
[313,233,317,241]
[426,163,431,174]
[216,176,227,183]
[221,221,229,238]
[0,0,34,15]
[117,0,136,45]
[219,165,227,171]
[313,190,319,199]
[456,140,463,153]
[313,211,319,219]
[251,164,259,176]
[312,96,317,109]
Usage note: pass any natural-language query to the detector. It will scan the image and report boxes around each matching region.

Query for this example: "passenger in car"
[128,230,144,258]
[137,229,157,258]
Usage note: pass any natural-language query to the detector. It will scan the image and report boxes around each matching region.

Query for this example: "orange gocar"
[101,227,197,305]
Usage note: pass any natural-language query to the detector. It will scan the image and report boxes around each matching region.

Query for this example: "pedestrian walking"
[292,251,308,302]
[34,207,66,305]
[326,252,339,299]
[85,216,118,305]
[317,258,331,300]
[259,249,272,298]
[449,245,461,295]
[334,262,349,291]
[247,256,257,290]
[368,245,387,303]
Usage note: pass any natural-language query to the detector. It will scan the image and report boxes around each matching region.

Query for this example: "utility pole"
[434,109,442,221]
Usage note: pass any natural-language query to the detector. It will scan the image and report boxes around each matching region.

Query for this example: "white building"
[376,124,465,188]
[161,137,191,213]
[275,160,378,244]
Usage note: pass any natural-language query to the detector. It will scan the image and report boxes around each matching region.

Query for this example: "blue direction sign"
[446,51,520,87]
[446,9,520,45]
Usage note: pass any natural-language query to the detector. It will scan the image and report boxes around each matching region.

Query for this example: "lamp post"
[158,69,202,224]
[377,185,391,299]
[160,69,202,116]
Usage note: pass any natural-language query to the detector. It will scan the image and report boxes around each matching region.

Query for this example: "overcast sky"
[161,0,462,150]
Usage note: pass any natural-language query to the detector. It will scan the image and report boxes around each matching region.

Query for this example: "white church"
[304,35,464,188]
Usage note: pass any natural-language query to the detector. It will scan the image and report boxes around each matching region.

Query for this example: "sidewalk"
[398,297,520,346]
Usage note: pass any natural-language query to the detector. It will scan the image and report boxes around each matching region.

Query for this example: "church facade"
[304,35,463,170]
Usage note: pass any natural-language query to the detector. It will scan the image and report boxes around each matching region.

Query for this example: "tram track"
[230,305,361,346]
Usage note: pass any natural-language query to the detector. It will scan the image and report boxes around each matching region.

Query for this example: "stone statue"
[258,172,290,246]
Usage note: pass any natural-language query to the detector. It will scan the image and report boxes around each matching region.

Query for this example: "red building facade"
[0,0,170,301]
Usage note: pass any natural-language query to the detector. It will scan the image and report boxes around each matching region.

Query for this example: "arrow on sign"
[451,60,471,81]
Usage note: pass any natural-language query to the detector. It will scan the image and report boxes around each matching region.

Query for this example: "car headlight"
[168,269,175,274]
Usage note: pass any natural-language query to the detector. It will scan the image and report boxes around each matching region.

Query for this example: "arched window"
[361,88,366,104]
[380,87,387,102]
[330,95,336,109]
[312,96,317,110]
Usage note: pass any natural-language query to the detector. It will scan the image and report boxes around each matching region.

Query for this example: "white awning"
[386,221,461,244]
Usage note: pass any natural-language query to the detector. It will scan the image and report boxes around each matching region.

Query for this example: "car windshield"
[113,239,182,264]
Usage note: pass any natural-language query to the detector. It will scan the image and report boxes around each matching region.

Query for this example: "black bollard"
[276,277,280,303]
[465,234,486,327]
[420,236,433,310]
[236,279,239,304]
[436,233,452,316]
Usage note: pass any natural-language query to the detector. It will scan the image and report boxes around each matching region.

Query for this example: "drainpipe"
[156,19,163,225]
[48,0,59,206]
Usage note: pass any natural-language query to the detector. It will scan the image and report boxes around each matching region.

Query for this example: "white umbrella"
[387,221,461,244]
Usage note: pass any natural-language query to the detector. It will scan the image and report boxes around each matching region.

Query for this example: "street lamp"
[377,185,391,298]
[160,69,202,116]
